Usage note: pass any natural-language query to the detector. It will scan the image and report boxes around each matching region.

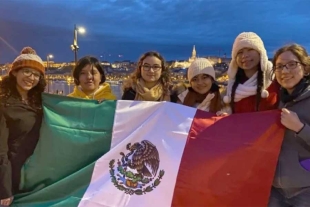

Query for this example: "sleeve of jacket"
[121,88,136,100]
[216,105,232,116]
[170,82,187,104]
[297,123,310,147]
[0,111,12,199]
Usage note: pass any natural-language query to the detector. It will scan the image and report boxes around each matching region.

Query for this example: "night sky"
[0,0,309,63]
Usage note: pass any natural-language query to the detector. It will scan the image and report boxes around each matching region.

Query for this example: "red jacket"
[233,80,280,113]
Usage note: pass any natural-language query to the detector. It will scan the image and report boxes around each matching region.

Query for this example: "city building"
[188,45,197,63]
[171,45,197,69]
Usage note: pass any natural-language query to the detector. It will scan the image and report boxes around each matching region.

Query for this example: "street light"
[71,24,86,65]
[78,27,85,34]
[47,54,53,70]
[46,54,53,93]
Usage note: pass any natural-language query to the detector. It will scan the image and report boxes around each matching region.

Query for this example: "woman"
[68,56,116,100]
[178,58,224,113]
[268,44,310,206]
[0,47,46,205]
[122,51,178,102]
[223,32,279,114]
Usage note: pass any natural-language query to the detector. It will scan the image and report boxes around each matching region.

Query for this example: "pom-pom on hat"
[10,47,45,74]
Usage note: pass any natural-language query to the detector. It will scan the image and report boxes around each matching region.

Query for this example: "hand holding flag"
[0,196,13,206]
[281,108,304,133]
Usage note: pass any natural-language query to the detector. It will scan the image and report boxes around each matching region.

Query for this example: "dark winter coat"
[273,85,310,190]
[0,95,42,199]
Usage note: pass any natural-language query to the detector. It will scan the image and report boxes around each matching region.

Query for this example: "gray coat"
[273,85,310,189]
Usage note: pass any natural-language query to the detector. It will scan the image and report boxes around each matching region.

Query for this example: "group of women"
[0,31,309,206]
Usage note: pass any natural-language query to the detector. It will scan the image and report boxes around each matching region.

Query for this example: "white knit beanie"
[223,32,273,104]
[188,58,215,81]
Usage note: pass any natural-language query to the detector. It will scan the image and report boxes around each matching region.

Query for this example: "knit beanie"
[10,47,45,74]
[188,58,215,81]
[223,32,272,104]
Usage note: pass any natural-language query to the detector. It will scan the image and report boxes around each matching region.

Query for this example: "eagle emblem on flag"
[109,140,165,195]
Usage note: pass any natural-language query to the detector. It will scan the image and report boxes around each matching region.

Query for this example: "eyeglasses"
[22,69,41,80]
[274,61,302,72]
[142,64,162,71]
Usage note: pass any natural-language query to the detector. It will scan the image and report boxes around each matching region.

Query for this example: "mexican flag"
[13,93,284,207]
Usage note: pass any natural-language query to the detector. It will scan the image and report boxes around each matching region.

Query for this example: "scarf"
[280,78,309,104]
[228,71,272,102]
[68,83,117,100]
[181,88,215,112]
[134,79,170,101]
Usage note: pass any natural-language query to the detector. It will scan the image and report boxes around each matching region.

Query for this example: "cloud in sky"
[0,0,310,62]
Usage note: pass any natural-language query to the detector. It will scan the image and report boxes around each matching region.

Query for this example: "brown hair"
[209,86,224,113]
[0,72,46,111]
[272,44,310,78]
[122,51,171,94]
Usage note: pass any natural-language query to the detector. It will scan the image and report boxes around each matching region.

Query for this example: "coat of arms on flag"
[109,140,165,195]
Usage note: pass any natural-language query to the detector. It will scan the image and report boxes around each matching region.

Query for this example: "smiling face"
[275,51,306,93]
[140,56,162,83]
[79,64,102,94]
[12,68,41,93]
[190,74,213,95]
[236,48,260,70]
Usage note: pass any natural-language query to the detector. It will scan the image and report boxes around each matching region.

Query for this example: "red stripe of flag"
[172,110,284,207]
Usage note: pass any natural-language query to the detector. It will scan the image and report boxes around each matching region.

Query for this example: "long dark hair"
[230,66,263,113]
[122,51,171,94]
[0,71,46,111]
[209,83,224,113]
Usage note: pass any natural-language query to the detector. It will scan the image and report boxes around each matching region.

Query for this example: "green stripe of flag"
[13,94,116,206]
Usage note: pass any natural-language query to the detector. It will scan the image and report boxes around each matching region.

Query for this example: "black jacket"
[0,95,42,198]
[122,87,178,103]
[0,110,11,199]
